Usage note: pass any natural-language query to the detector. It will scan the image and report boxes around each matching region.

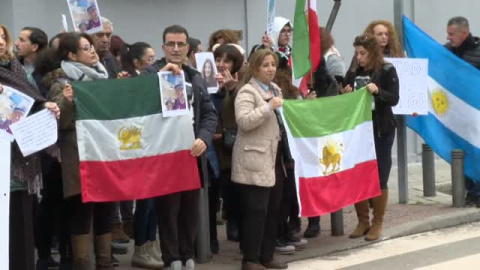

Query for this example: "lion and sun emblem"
[318,138,344,176]
[117,126,143,150]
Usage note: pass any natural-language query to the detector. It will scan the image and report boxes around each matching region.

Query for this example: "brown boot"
[71,234,92,270]
[242,262,267,270]
[349,200,371,238]
[95,234,114,269]
[365,189,388,241]
[111,222,129,243]
[261,258,288,269]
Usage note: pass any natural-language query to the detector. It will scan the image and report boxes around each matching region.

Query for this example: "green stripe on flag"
[74,74,161,121]
[282,88,372,138]
[292,0,311,79]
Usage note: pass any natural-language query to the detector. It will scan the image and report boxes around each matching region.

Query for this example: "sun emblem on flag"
[118,126,143,150]
[431,88,449,116]
[318,138,344,176]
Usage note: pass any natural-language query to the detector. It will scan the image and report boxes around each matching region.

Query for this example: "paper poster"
[158,71,190,118]
[0,139,10,270]
[10,109,58,157]
[386,58,429,115]
[267,0,276,36]
[0,86,35,142]
[66,0,103,34]
[62,14,69,32]
[195,52,219,94]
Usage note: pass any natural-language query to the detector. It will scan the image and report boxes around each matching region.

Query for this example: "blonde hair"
[243,49,278,83]
[0,25,15,62]
[363,20,405,58]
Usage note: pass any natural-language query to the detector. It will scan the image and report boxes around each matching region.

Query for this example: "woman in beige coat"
[232,49,287,270]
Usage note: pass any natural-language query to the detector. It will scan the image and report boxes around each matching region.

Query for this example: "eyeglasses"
[79,45,95,52]
[164,42,187,49]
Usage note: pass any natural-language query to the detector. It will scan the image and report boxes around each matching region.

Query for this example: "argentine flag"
[403,16,480,183]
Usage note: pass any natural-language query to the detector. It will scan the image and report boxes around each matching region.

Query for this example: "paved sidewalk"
[115,159,480,269]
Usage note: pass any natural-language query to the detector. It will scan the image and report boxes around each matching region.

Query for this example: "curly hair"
[363,20,405,58]
[352,34,384,73]
[208,29,239,52]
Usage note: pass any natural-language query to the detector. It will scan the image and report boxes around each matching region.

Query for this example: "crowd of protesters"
[2,10,478,270]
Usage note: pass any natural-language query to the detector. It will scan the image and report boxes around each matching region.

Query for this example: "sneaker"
[111,255,120,267]
[132,244,164,269]
[111,242,128,254]
[275,239,295,255]
[112,222,130,243]
[286,235,308,250]
[184,259,195,270]
[36,256,59,270]
[166,260,182,270]
[145,241,164,265]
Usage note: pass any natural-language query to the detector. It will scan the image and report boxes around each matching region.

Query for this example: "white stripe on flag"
[291,121,376,178]
[428,77,480,148]
[76,114,194,162]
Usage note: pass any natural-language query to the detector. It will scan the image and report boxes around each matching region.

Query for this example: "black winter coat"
[344,63,400,134]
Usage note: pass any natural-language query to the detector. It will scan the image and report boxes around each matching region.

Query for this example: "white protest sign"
[10,109,58,157]
[386,58,429,115]
[267,0,276,36]
[62,14,69,32]
[0,139,10,270]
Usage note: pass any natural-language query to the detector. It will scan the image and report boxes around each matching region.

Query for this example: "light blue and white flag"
[403,16,480,182]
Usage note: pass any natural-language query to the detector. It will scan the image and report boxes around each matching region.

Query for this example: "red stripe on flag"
[299,160,381,217]
[308,0,320,72]
[80,150,201,202]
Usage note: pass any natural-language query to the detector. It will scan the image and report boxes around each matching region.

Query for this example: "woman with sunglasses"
[343,35,399,242]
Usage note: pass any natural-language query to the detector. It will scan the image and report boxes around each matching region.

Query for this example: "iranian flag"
[281,89,381,216]
[73,75,201,202]
[292,0,320,95]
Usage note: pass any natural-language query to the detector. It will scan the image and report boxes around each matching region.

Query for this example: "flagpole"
[394,0,409,204]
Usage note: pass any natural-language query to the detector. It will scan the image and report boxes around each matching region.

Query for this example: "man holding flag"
[444,16,480,206]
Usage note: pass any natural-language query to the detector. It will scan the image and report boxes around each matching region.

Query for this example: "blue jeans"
[134,198,157,246]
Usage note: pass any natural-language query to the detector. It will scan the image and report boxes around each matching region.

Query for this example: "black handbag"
[222,129,237,150]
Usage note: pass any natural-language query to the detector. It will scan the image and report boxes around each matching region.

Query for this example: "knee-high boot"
[349,200,370,238]
[71,234,91,270]
[94,234,113,269]
[365,189,388,241]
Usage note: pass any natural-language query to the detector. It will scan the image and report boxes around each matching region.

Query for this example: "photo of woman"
[202,59,217,88]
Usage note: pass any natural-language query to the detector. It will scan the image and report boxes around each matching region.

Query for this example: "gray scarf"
[61,60,109,81]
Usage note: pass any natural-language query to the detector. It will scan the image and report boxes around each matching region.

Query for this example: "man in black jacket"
[445,16,480,207]
[146,25,217,270]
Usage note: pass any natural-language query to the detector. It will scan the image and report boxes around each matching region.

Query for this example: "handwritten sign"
[0,139,10,269]
[9,109,58,157]
[386,58,429,115]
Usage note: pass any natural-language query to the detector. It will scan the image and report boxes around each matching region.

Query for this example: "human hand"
[268,97,283,109]
[262,32,273,49]
[366,83,379,94]
[190,138,207,157]
[63,83,73,102]
[223,69,238,91]
[340,84,353,94]
[306,91,317,99]
[44,102,60,119]
[117,71,131,79]
[160,63,182,75]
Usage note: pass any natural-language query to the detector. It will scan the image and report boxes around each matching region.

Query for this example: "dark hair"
[320,27,334,56]
[49,32,67,48]
[34,48,61,76]
[208,29,238,52]
[57,32,94,61]
[447,16,469,29]
[162,25,189,43]
[213,44,244,75]
[22,27,48,51]
[352,34,384,73]
[187,37,201,58]
[109,35,126,58]
[120,42,152,77]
